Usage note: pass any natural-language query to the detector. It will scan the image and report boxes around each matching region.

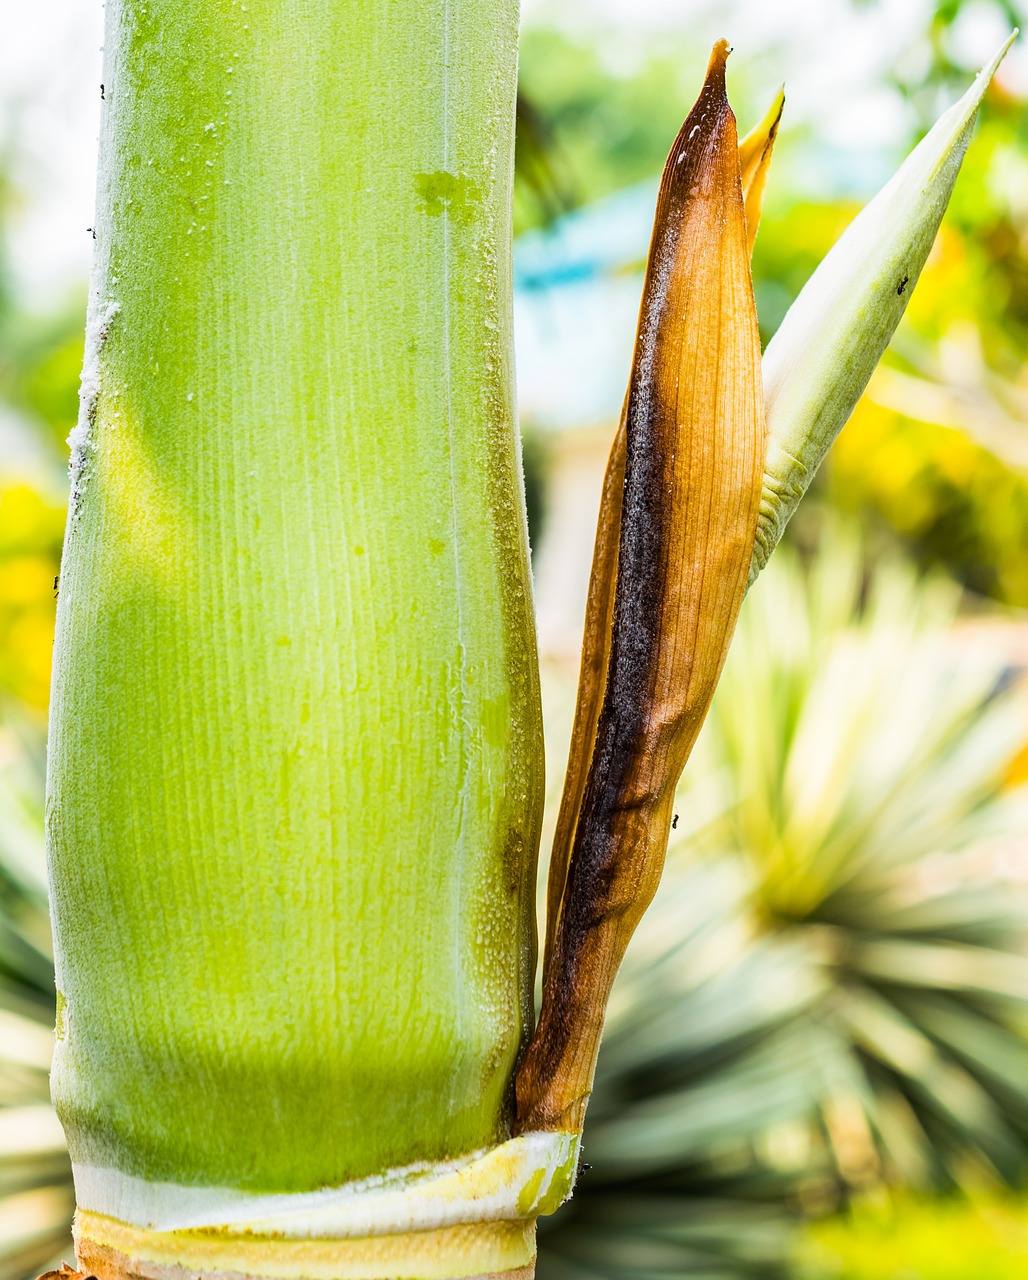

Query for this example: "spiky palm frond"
[705,531,1028,1193]
[537,855,832,1279]
[539,528,1028,1278]
[0,726,72,1280]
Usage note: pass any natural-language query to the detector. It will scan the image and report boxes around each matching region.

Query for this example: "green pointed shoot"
[750,33,1016,583]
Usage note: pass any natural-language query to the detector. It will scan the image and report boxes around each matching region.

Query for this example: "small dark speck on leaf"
[897,274,909,295]
[87,227,96,240]
[100,84,105,100]
[672,813,679,829]
[53,575,59,598]
[578,1160,592,1176]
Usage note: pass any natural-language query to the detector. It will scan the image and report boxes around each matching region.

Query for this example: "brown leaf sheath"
[540,84,783,979]
[518,41,767,1135]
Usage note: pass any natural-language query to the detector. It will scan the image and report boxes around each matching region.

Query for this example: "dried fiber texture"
[517,42,767,1135]
[541,395,627,979]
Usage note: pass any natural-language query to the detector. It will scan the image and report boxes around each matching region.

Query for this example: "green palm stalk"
[48,2,570,1277]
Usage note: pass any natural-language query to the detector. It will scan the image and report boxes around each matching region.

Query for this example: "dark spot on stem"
[672,813,679,829]
[897,274,909,295]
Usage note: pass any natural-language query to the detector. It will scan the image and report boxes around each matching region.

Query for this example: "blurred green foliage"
[0,175,80,720]
[0,156,82,460]
[823,0,1028,605]
[515,30,689,233]
[0,302,84,458]
[0,726,71,1280]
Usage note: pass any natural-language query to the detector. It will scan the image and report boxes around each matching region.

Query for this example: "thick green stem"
[48,0,545,1251]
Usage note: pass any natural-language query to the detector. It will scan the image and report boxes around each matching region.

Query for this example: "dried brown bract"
[517,40,769,1135]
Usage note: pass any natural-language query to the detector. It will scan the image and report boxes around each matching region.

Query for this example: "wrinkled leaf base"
[67,1134,579,1280]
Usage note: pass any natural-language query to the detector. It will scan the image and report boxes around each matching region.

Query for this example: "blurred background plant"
[4,0,1028,1276]
[0,728,71,1278]
[535,531,1028,1278]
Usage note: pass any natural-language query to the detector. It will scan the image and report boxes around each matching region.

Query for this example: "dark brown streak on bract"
[542,397,626,977]
[516,40,766,1136]
[540,88,783,981]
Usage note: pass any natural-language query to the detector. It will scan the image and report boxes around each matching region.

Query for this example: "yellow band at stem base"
[75,1210,536,1280]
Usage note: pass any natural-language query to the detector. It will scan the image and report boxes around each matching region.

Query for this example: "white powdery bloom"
[68,298,120,514]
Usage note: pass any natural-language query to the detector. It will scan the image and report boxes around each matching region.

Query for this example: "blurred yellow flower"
[0,485,64,713]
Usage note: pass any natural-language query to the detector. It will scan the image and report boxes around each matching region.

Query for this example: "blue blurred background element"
[4,2,1028,1276]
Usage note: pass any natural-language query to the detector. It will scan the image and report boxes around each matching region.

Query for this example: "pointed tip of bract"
[701,40,737,104]
[967,28,1016,103]
[738,84,784,169]
[661,41,737,192]
[769,82,786,128]
[739,85,785,256]
[707,38,732,83]
[693,41,734,137]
